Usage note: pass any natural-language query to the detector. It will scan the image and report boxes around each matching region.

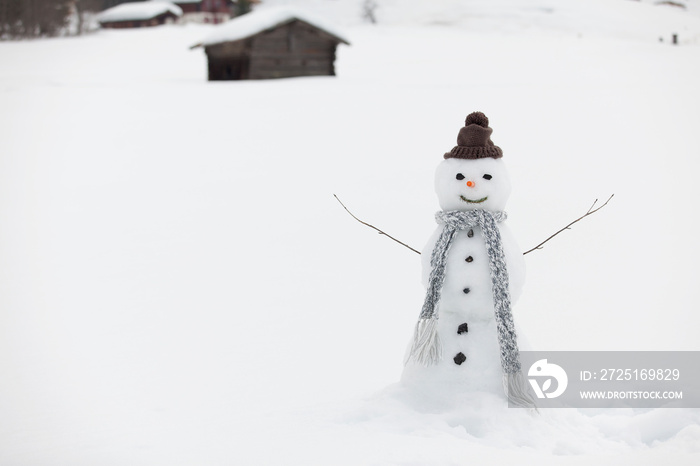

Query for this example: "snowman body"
[401,156,525,397]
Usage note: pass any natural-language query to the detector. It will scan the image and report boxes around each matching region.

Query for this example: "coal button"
[463,288,470,294]
[457,323,469,334]
[465,256,473,263]
[454,352,467,365]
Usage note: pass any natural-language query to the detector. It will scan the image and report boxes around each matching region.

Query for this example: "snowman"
[402,112,534,408]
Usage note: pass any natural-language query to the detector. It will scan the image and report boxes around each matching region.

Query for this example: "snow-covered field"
[2,0,700,464]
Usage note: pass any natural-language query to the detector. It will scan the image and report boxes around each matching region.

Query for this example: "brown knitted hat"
[444,111,503,159]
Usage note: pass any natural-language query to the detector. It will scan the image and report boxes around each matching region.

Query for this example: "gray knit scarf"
[407,209,535,408]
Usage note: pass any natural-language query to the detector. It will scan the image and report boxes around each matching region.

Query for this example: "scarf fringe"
[405,317,442,366]
[503,371,538,411]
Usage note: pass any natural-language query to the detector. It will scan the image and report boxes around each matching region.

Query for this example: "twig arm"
[334,194,421,255]
[523,194,614,255]
[335,193,612,257]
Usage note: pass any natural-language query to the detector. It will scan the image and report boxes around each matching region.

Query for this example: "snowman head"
[435,112,511,212]
[435,157,511,212]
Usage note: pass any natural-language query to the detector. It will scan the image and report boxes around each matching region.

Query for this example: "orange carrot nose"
[466,181,475,188]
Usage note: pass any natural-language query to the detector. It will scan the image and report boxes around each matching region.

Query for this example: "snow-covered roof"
[195,7,350,47]
[98,1,183,23]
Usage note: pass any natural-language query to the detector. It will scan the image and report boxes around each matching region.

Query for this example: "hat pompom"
[465,112,489,128]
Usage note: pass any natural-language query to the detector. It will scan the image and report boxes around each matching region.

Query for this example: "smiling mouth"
[460,195,488,204]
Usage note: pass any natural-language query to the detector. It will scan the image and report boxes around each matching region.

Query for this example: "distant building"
[192,8,350,81]
[173,0,236,24]
[98,1,183,28]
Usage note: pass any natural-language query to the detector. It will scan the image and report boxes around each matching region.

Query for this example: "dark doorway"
[208,59,250,81]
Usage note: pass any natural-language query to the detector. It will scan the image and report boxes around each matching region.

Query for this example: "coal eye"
[482,174,492,180]
[456,173,465,180]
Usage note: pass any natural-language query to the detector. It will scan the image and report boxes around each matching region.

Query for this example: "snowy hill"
[1,0,700,465]
[260,0,700,43]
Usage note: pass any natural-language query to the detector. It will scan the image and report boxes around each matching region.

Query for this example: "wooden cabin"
[192,8,350,81]
[98,1,183,29]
